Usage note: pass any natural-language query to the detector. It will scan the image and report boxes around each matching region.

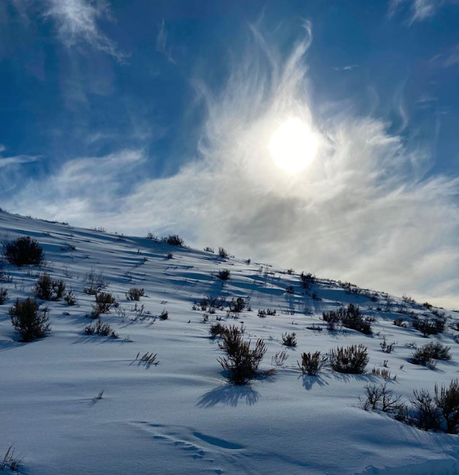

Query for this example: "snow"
[1,210,459,474]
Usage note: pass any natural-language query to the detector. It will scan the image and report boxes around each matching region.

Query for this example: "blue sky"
[1,0,459,306]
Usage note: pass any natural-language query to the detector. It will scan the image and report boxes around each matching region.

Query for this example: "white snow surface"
[1,210,459,475]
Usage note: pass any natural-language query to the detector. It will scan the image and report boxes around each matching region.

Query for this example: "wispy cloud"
[6,150,145,222]
[5,21,459,307]
[389,0,459,24]
[0,155,40,169]
[43,0,124,60]
[8,0,125,60]
[156,19,176,64]
[334,64,358,72]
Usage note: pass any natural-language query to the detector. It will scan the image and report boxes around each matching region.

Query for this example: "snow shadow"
[300,374,330,391]
[197,384,260,408]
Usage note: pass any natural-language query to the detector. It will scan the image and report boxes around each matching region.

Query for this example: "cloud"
[334,64,358,71]
[6,150,145,222]
[443,44,459,67]
[8,0,124,60]
[389,0,459,24]
[156,19,176,64]
[4,21,459,307]
[0,155,40,168]
[44,0,124,60]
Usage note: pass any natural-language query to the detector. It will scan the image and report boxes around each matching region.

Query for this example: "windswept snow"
[1,210,459,474]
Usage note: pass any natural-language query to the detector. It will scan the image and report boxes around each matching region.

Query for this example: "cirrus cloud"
[4,22,459,308]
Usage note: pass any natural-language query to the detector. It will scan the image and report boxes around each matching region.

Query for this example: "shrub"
[229,297,246,313]
[282,332,297,347]
[258,308,276,317]
[411,389,442,431]
[340,304,372,334]
[298,351,327,375]
[1,445,21,472]
[127,287,145,301]
[322,310,342,331]
[272,350,289,367]
[329,345,369,374]
[146,232,159,241]
[380,337,395,354]
[0,287,8,305]
[218,325,267,385]
[410,342,451,367]
[9,298,50,342]
[322,304,371,334]
[434,380,459,433]
[84,319,118,338]
[218,247,229,258]
[91,292,117,318]
[217,269,230,281]
[393,317,407,328]
[162,235,184,246]
[64,291,77,306]
[204,247,214,253]
[34,274,66,301]
[361,383,405,414]
[3,236,44,267]
[84,269,108,295]
[159,309,169,320]
[209,323,227,339]
[413,315,446,337]
[300,272,315,290]
[285,285,294,294]
[167,253,173,259]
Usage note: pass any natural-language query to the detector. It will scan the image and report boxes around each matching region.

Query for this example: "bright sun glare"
[269,118,318,173]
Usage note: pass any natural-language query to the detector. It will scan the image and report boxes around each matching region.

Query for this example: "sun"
[269,118,318,173]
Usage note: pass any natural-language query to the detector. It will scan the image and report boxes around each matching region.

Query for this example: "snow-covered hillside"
[1,210,459,475]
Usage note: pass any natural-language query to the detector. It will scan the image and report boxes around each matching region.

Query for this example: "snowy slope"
[1,210,459,475]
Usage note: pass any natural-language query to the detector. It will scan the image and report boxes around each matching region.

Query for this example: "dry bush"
[91,292,117,318]
[0,287,8,305]
[371,367,396,381]
[362,383,405,414]
[300,272,315,290]
[162,235,184,246]
[209,322,227,339]
[229,297,247,313]
[329,345,369,374]
[34,274,66,301]
[282,332,297,347]
[217,269,230,281]
[322,310,342,331]
[412,315,446,337]
[64,291,77,306]
[84,319,118,338]
[218,247,229,258]
[159,309,169,320]
[434,380,459,433]
[410,342,451,368]
[84,269,108,295]
[126,287,145,301]
[272,350,289,367]
[9,297,50,342]
[218,325,267,385]
[258,308,276,318]
[298,351,327,375]
[323,304,371,334]
[411,389,442,431]
[1,445,21,472]
[3,236,44,267]
[380,337,396,354]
